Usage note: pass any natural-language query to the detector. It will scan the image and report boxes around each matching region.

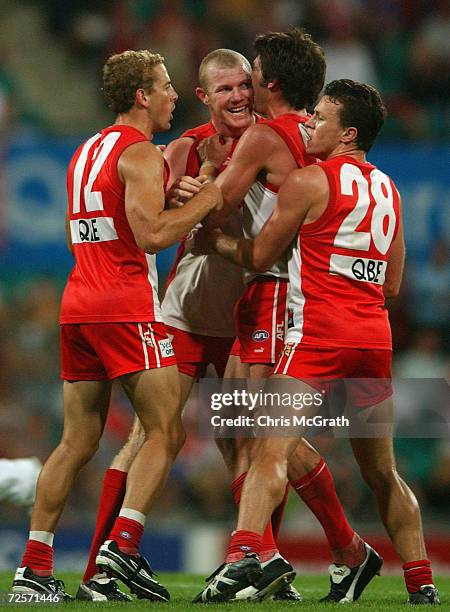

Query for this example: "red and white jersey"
[286,155,401,349]
[162,120,245,337]
[61,125,167,324]
[243,113,315,282]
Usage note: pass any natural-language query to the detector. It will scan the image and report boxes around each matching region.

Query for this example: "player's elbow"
[383,281,401,298]
[251,253,274,273]
[135,233,164,254]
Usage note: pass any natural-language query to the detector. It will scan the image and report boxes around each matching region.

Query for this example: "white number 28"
[334,163,396,255]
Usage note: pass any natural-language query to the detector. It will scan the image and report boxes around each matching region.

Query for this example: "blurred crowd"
[0,0,449,139]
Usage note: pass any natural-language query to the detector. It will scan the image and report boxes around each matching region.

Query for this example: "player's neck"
[210,114,255,139]
[265,97,307,120]
[114,111,154,140]
[327,144,366,162]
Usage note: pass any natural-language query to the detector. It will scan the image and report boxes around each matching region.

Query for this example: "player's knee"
[360,464,398,492]
[59,437,99,465]
[151,419,185,457]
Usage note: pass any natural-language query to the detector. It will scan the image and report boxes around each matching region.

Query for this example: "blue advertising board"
[0,135,448,281]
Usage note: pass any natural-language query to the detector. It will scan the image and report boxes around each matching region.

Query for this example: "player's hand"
[197,134,233,167]
[192,227,223,255]
[165,175,204,208]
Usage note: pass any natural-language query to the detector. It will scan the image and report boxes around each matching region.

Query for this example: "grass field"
[0,573,447,610]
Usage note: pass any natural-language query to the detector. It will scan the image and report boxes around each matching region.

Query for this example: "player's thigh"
[120,365,182,434]
[179,371,195,408]
[351,396,396,473]
[62,379,112,447]
[224,352,250,378]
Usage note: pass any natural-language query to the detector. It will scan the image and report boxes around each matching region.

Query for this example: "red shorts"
[274,344,392,408]
[234,277,288,364]
[165,325,234,379]
[60,322,177,381]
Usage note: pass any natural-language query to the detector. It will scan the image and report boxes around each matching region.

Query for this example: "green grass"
[0,573,447,610]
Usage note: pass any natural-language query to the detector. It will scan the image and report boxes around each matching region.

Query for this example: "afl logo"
[252,329,269,342]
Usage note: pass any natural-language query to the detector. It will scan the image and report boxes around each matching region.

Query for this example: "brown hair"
[102,50,164,113]
[198,49,251,90]
[324,79,387,151]
[254,27,325,110]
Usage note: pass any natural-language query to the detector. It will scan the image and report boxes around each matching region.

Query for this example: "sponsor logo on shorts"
[282,343,293,357]
[158,338,175,358]
[252,329,269,342]
[142,331,154,347]
[276,322,284,342]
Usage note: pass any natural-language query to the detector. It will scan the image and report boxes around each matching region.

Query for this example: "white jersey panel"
[162,213,244,337]
[285,236,305,343]
[243,181,289,282]
[145,253,163,322]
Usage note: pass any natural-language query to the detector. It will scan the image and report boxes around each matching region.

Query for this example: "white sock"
[119,508,146,526]
[29,531,54,546]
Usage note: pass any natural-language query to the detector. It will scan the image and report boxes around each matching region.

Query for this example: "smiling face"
[145,63,178,133]
[196,62,254,137]
[305,96,353,160]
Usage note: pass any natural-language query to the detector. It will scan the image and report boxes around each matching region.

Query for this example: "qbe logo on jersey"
[252,329,269,342]
[158,338,175,358]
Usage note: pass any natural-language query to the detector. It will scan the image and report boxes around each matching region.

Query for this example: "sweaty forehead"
[316,96,341,116]
[206,64,251,90]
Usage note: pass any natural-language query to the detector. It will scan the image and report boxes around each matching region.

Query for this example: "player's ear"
[267,77,280,93]
[135,88,149,108]
[196,87,209,105]
[341,126,358,144]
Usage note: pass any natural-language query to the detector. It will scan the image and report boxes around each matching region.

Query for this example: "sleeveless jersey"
[162,120,248,337]
[243,113,315,282]
[61,125,167,324]
[286,155,401,349]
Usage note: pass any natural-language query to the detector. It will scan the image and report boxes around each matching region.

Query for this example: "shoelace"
[205,564,226,582]
[54,579,70,597]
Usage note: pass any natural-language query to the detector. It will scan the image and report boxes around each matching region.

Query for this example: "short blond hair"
[102,49,164,113]
[198,49,251,90]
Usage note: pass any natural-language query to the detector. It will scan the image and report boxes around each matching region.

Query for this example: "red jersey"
[61,125,168,324]
[243,113,315,281]
[162,120,249,336]
[286,155,401,349]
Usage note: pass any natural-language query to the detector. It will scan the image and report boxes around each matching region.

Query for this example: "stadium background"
[0,0,448,576]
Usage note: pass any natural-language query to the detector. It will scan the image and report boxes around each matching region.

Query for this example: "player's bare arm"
[164,136,195,188]
[383,196,405,298]
[196,165,328,271]
[65,213,73,255]
[164,136,208,207]
[120,141,222,253]
[203,124,296,227]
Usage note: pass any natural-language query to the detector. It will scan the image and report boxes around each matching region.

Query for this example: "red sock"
[226,530,262,563]
[403,559,434,593]
[231,473,277,563]
[109,516,144,555]
[21,540,53,576]
[83,468,127,582]
[292,458,355,551]
[271,484,290,541]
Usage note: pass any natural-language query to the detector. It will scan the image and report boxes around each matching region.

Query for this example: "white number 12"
[72,131,121,214]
